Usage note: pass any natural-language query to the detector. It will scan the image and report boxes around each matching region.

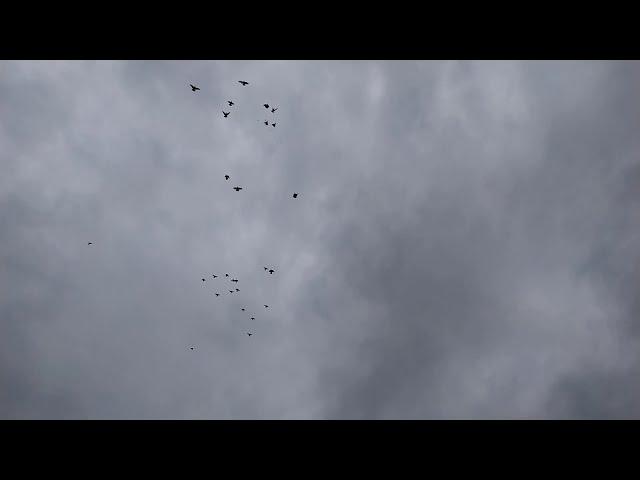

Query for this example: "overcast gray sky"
[1,60,639,419]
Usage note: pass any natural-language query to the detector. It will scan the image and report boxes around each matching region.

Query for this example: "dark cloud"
[1,61,638,418]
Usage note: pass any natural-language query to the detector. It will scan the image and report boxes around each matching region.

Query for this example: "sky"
[1,60,639,419]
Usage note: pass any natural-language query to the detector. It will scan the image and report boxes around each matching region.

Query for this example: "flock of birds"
[89,79,300,346]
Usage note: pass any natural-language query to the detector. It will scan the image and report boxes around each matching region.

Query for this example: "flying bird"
[202,278,206,282]
[293,193,298,198]
[247,332,253,336]
[231,279,238,283]
[233,186,243,191]
[264,305,269,308]
[250,317,255,321]
[271,107,278,113]
[227,100,234,106]
[268,269,274,274]
[215,293,220,297]
[241,308,245,311]
[235,288,240,292]
[225,273,229,277]
[272,123,276,127]
[190,346,195,350]
[225,175,230,180]
[264,120,269,126]
[238,81,249,86]
[263,104,269,109]
[190,84,200,92]
[212,274,218,278]
[229,290,234,294]
[223,111,230,118]
[88,242,93,245]
[264,267,268,271]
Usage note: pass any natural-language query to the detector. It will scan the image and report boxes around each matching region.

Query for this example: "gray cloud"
[1,60,639,418]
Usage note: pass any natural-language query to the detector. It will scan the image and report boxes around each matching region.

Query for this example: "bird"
[264,267,268,271]
[241,308,245,311]
[212,274,218,278]
[271,107,278,113]
[190,84,200,92]
[233,186,243,191]
[247,332,253,336]
[88,242,93,245]
[215,293,220,297]
[228,101,234,106]
[229,290,234,294]
[264,120,269,126]
[264,305,269,308]
[202,278,206,282]
[263,104,269,109]
[293,193,298,198]
[223,111,230,118]
[272,123,276,127]
[231,279,238,283]
[225,175,230,180]
[268,269,274,274]
[235,288,240,292]
[250,317,255,321]
[190,346,195,350]
[225,273,229,277]
[238,81,249,86]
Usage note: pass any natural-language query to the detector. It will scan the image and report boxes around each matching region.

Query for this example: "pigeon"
[231,279,238,283]
[223,111,230,118]
[264,267,268,271]
[250,317,255,321]
[268,269,274,274]
[263,104,269,109]
[241,308,245,311]
[272,123,276,127]
[202,278,206,282]
[190,84,200,92]
[190,346,195,350]
[233,186,243,191]
[238,81,249,86]
[247,332,253,336]
[229,290,234,294]
[293,193,298,198]
[228,101,234,106]
[212,274,218,278]
[225,274,229,277]
[215,293,220,297]
[88,242,93,245]
[264,305,269,308]
[225,175,230,180]
[271,107,278,113]
[264,120,269,126]
[235,288,240,292]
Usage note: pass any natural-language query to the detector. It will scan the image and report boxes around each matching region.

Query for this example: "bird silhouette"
[202,278,206,282]
[228,100,234,106]
[223,111,230,118]
[272,123,276,127]
[229,290,234,294]
[264,120,269,126]
[293,193,298,198]
[212,274,218,278]
[190,346,195,350]
[225,175,230,180]
[264,267,268,271]
[233,186,243,191]
[190,84,200,92]
[225,273,229,277]
[263,104,269,109]
[238,81,249,86]
[88,242,93,245]
[250,317,255,321]
[271,107,278,113]
[231,279,238,283]
[264,305,269,308]
[215,293,220,297]
[241,308,245,311]
[235,288,240,292]
[268,269,274,274]
[247,332,253,336]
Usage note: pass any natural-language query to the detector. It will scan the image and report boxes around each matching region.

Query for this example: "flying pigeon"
[293,193,298,198]
[212,274,218,278]
[241,308,245,311]
[88,242,93,245]
[235,288,240,292]
[190,84,200,92]
[215,293,220,297]
[264,305,269,308]
[233,186,243,191]
[238,81,249,86]
[271,107,278,113]
[263,104,269,109]
[225,274,229,277]
[250,317,255,321]
[202,278,206,282]
[190,346,195,350]
[272,123,276,127]
[268,269,274,274]
[264,120,269,126]
[247,332,253,336]
[264,267,268,271]
[229,290,234,294]
[228,101,234,106]
[223,111,230,118]
[231,279,238,283]
[225,175,230,180]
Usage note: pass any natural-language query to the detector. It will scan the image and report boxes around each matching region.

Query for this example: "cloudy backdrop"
[1,60,639,419]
